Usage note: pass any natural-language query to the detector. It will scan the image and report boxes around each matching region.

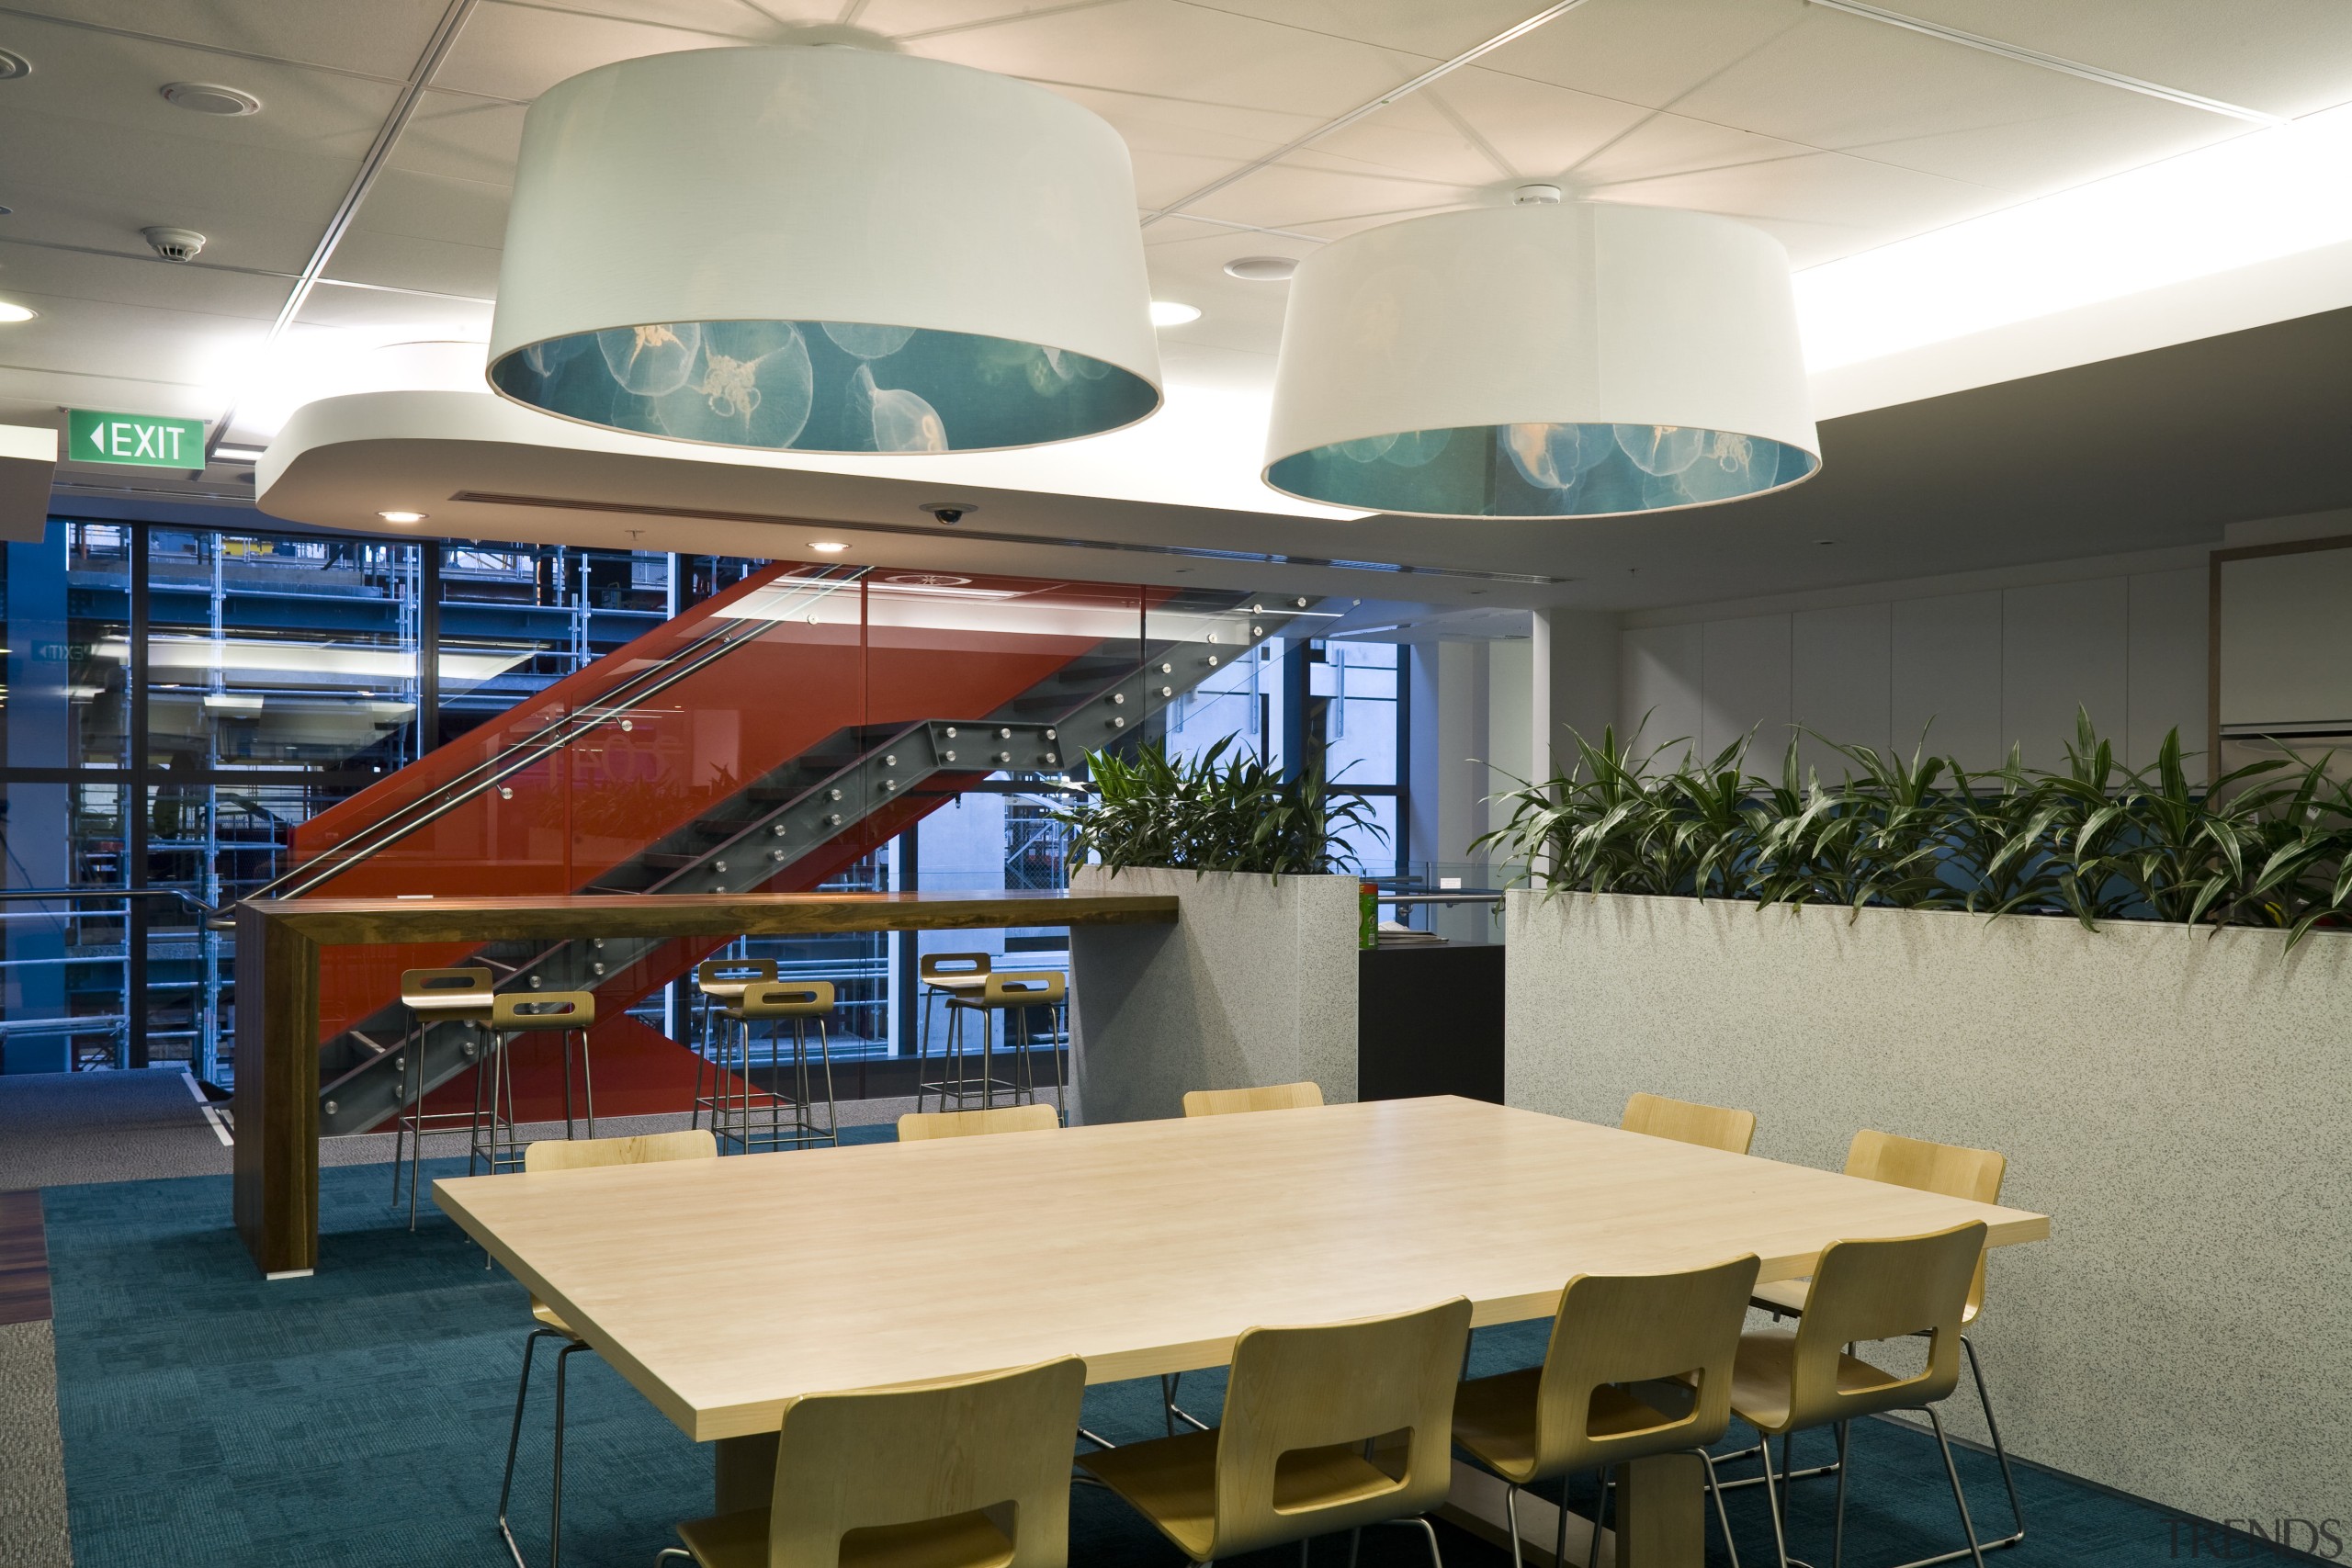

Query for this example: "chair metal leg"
[498,1326,561,1568]
[390,1028,412,1204]
[1832,1421,1851,1568]
[578,1025,594,1138]
[560,1024,576,1139]
[1753,1427,1794,1568]
[1962,1336,2027,1547]
[981,1008,996,1110]
[1693,1448,1741,1568]
[548,1338,587,1568]
[1503,1483,1524,1568]
[691,990,707,1130]
[1927,1408,1989,1568]
[1054,999,1068,1123]
[1589,1466,1608,1568]
[816,1016,838,1145]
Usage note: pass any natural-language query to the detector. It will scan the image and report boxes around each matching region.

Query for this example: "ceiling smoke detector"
[161,82,261,116]
[1224,255,1298,282]
[1512,183,1564,205]
[141,226,206,263]
[0,50,30,82]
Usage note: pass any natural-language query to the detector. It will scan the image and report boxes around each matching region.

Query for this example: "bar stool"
[710,979,839,1154]
[936,971,1069,1122]
[912,952,989,1111]
[470,991,597,1179]
[689,955,775,1132]
[391,966,496,1230]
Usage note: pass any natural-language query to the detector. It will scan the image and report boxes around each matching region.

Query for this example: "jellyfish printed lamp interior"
[487,47,1161,455]
[1263,203,1819,518]
[1266,421,1815,517]
[489,320,1153,455]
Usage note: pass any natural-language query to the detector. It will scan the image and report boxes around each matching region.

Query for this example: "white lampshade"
[488,46,1161,454]
[1263,203,1818,517]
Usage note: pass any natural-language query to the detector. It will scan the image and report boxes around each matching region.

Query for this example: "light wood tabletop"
[434,1096,2048,1446]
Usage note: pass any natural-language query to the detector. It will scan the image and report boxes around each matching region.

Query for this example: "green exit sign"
[67,408,208,468]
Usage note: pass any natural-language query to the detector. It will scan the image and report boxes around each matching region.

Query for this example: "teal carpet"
[44,1143,2193,1567]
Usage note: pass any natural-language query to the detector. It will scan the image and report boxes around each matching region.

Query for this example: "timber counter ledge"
[230,890,1180,1276]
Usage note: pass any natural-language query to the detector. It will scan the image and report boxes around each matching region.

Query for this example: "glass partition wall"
[0,517,1414,1086]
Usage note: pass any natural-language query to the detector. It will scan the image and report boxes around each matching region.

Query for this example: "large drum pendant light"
[487,47,1161,454]
[1263,202,1818,517]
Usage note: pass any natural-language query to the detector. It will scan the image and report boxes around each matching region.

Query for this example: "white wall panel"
[1699,614,1792,762]
[2127,567,2211,779]
[1891,592,2005,771]
[1619,622,1702,762]
[1792,602,1893,777]
[2003,578,2128,772]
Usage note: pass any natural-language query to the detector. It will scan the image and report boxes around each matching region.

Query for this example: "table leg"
[1444,1450,1703,1567]
[232,910,321,1278]
[1613,1453,1704,1566]
[714,1433,779,1513]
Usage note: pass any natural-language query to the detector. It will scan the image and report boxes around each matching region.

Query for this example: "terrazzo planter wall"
[1068,866,1360,1123]
[1505,888,2352,1526]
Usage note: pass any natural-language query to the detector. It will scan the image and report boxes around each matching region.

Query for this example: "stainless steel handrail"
[240,566,866,905]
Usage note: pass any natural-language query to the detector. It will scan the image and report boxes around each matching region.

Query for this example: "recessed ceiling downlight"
[378,510,428,524]
[0,299,34,324]
[808,540,848,553]
[1224,255,1297,282]
[161,82,262,116]
[487,47,1161,455]
[1148,300,1202,326]
[0,50,29,82]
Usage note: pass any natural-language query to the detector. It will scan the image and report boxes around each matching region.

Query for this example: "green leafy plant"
[1051,737,1385,878]
[1476,709,2352,946]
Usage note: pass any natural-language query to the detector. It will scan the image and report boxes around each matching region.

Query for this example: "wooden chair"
[501,1129,718,1568]
[390,965,495,1229]
[1744,1132,2023,1562]
[914,953,991,1111]
[1453,1254,1760,1568]
[1726,1222,1991,1568]
[1079,1298,1473,1566]
[1181,1081,1324,1117]
[472,990,598,1179]
[1620,1091,1756,1155]
[656,1356,1087,1568]
[897,1103,1060,1141]
[939,971,1069,1122]
[712,981,839,1154]
[691,956,775,1133]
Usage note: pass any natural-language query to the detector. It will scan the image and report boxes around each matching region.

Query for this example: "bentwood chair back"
[523,1129,718,1173]
[897,1103,1059,1141]
[1621,1091,1757,1155]
[1182,1080,1324,1117]
[1847,1130,2005,1320]
[662,1357,1088,1568]
[1742,1222,1985,1437]
[1514,1255,1759,1480]
[1081,1298,1472,1563]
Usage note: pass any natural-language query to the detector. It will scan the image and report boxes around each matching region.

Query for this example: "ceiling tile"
[1882,0,2352,120]
[1133,0,1543,61]
[1673,6,2236,196]
[0,241,288,320]
[1599,149,2009,267]
[914,0,1416,122]
[1476,0,1812,114]
[434,0,755,101]
[0,0,447,80]
[322,226,503,301]
[296,281,494,337]
[349,167,512,255]
[389,91,528,186]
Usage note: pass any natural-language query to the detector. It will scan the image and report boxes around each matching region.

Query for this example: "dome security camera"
[921,501,978,525]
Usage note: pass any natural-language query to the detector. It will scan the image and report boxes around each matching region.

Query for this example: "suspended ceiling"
[6,0,2352,606]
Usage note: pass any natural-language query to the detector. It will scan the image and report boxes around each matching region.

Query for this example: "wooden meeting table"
[435,1095,2049,1566]
[231,889,1178,1276]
